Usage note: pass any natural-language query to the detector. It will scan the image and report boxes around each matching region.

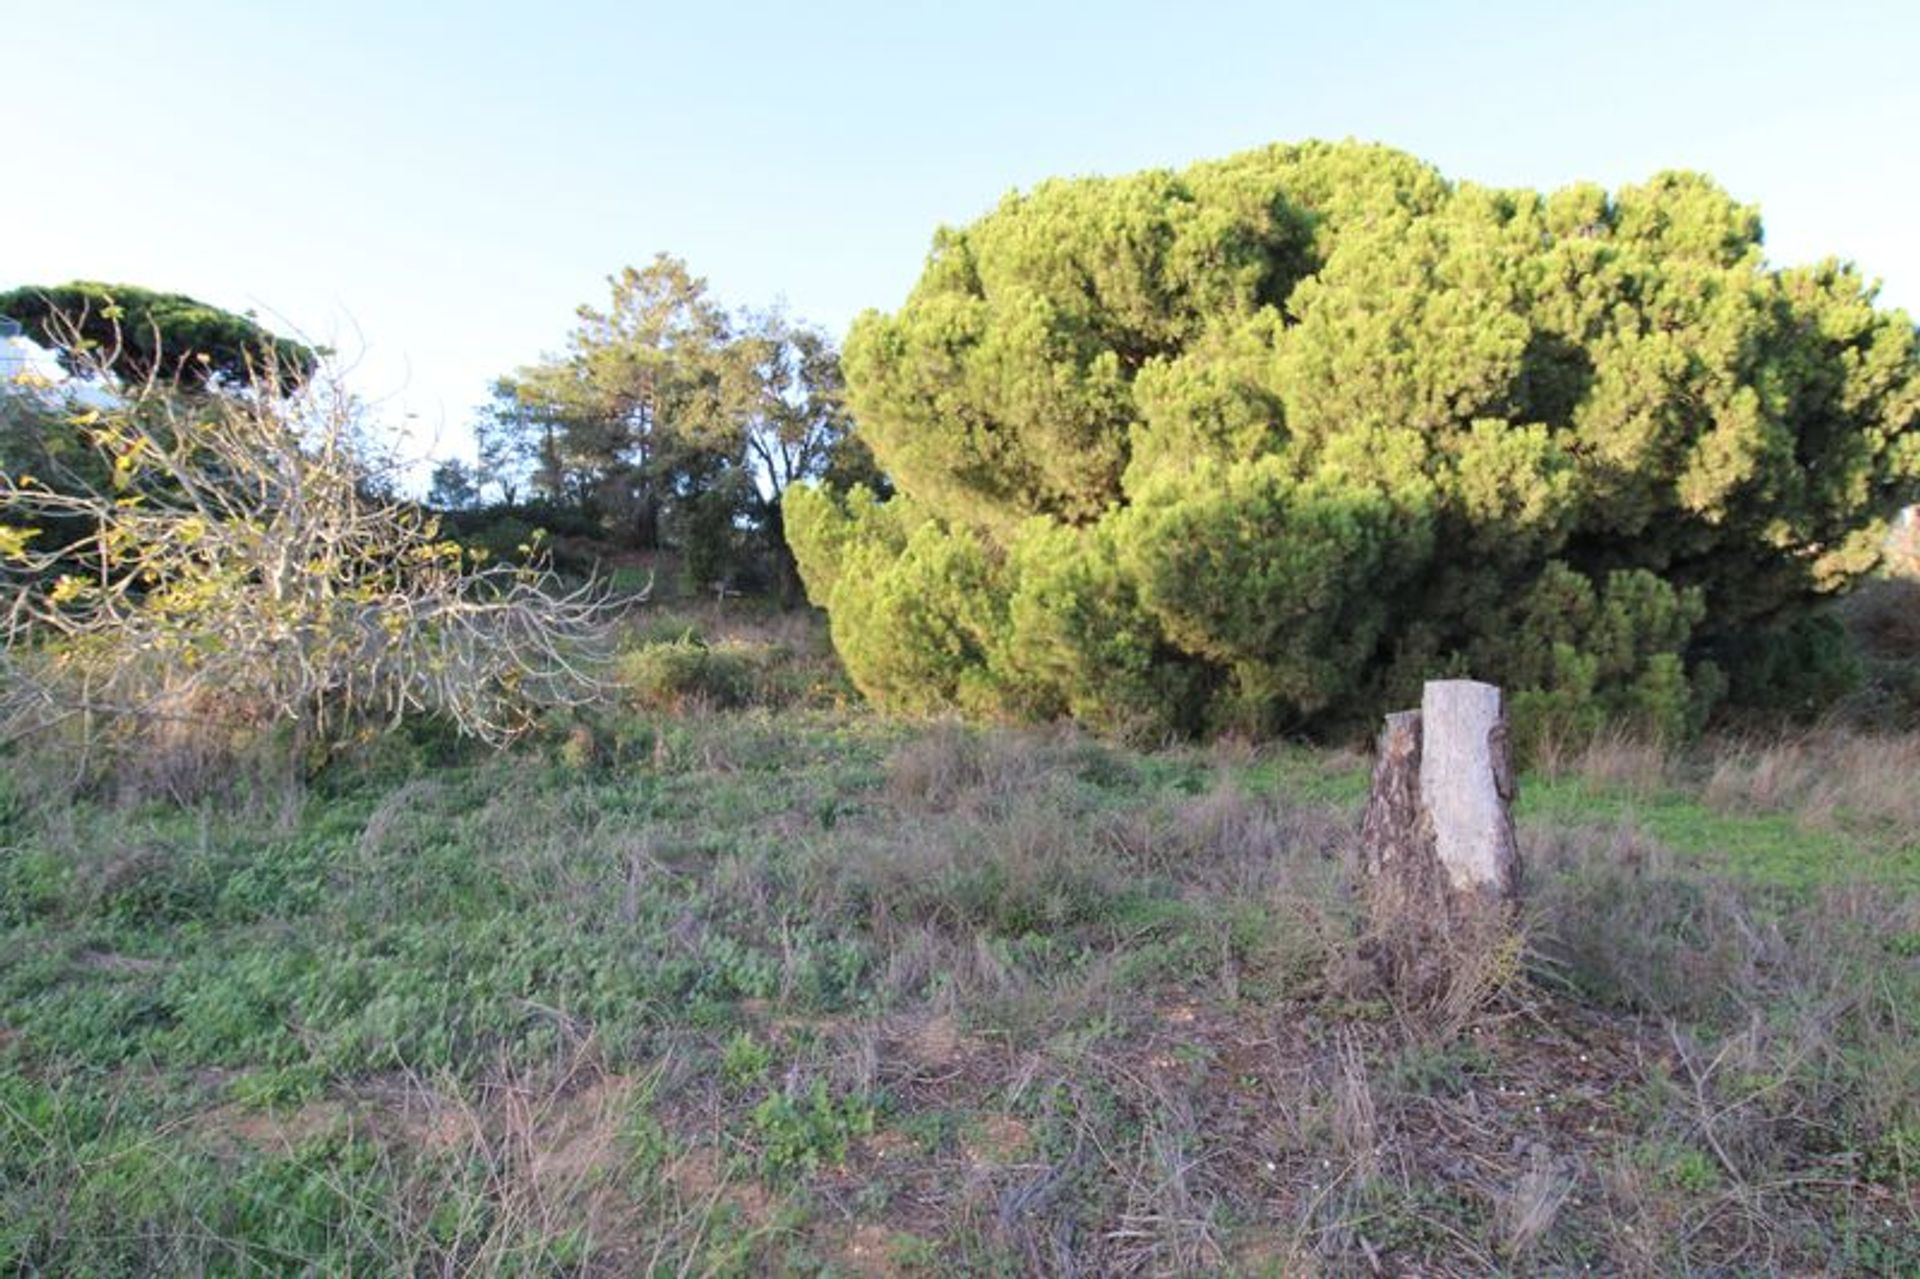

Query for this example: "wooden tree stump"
[1358,680,1520,1002]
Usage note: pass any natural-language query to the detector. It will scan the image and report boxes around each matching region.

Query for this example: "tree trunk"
[1417,680,1519,901]
[632,489,663,551]
[1357,680,1520,1002]
[763,497,804,611]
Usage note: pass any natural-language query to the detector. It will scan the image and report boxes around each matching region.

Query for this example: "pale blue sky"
[8,1,1916,471]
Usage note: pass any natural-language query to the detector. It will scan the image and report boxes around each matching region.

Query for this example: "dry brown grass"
[13,685,1918,1275]
[881,721,1134,817]
[1526,711,1920,839]
[1529,726,1672,793]
[1701,728,1920,833]
[1496,1141,1575,1261]
[1527,815,1920,1216]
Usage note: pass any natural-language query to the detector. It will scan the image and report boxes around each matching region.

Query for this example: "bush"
[1845,574,1920,661]
[605,564,655,599]
[1835,572,1920,729]
[1714,613,1863,723]
[615,638,766,713]
[790,141,1920,740]
[463,514,540,564]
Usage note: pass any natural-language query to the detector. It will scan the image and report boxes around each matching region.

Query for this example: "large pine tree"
[788,141,1920,742]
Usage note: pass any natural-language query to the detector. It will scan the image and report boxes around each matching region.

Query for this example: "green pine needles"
[788,141,1920,745]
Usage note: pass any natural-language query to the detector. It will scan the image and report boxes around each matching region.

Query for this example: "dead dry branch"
[0,320,622,773]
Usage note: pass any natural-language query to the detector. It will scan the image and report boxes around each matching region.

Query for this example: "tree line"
[7,139,1917,749]
[433,255,880,603]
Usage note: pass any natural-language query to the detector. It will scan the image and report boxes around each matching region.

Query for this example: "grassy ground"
[2,605,1917,1276]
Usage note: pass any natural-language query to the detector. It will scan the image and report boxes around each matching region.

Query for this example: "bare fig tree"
[0,320,621,775]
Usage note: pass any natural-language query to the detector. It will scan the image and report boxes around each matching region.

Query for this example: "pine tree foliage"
[0,281,319,392]
[789,141,1920,741]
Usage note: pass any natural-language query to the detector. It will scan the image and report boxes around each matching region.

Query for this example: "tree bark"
[1417,680,1519,901]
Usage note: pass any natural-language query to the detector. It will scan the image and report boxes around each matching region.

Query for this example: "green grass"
[2,682,1917,1275]
[1517,774,1903,890]
[1241,737,1920,892]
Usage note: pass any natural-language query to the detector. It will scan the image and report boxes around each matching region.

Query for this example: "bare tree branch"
[0,323,629,765]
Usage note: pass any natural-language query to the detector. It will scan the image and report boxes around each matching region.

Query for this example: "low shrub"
[462,514,540,563]
[749,1080,877,1180]
[1836,574,1920,730]
[615,638,769,713]
[1715,613,1864,723]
